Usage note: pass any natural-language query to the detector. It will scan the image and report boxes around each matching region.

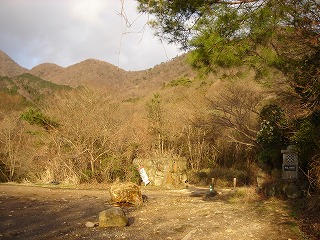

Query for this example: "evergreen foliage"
[138,0,320,108]
[20,108,59,129]
[166,76,192,87]
[291,112,320,169]
[257,104,288,168]
[138,0,320,191]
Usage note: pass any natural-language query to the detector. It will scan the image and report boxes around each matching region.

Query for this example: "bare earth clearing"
[0,183,305,240]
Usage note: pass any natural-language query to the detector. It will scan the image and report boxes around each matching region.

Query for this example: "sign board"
[139,166,150,186]
[281,145,298,180]
[283,166,296,171]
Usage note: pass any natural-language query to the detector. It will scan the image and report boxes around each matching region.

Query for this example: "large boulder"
[283,182,302,199]
[110,182,143,206]
[99,207,128,227]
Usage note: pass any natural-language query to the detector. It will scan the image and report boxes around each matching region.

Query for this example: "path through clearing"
[0,184,305,240]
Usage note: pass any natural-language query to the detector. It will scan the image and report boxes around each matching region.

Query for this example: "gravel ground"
[0,183,306,240]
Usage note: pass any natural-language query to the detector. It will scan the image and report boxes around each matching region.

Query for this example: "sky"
[0,0,182,71]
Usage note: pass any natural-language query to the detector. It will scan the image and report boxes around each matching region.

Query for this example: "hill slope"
[0,73,71,111]
[0,50,27,77]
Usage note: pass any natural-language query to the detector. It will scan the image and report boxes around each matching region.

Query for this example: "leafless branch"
[217,0,261,4]
[117,0,150,68]
[227,135,259,147]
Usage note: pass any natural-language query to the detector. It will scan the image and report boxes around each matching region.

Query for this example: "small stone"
[182,229,197,240]
[202,190,218,200]
[85,221,98,228]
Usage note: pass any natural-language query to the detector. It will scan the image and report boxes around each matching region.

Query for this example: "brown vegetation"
[0,50,266,184]
[0,50,296,184]
[0,50,319,238]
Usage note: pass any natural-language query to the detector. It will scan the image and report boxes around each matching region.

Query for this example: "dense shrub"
[257,104,289,168]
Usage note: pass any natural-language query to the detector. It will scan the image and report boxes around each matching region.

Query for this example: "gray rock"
[99,207,128,227]
[284,182,302,199]
[257,169,269,188]
[202,190,218,200]
[263,184,276,197]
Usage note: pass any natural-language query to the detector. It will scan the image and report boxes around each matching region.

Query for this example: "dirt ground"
[0,183,308,240]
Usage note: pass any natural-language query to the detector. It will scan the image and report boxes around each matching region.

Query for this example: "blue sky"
[0,0,181,71]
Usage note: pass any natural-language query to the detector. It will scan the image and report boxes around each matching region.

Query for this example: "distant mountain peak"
[30,63,64,80]
[31,62,63,69]
[67,58,125,71]
[0,50,11,61]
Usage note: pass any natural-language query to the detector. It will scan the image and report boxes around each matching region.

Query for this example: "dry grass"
[217,186,262,203]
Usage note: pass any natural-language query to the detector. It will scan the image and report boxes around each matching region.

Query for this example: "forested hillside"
[0,48,301,187]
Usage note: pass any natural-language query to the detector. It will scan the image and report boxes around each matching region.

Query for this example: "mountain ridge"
[0,50,196,90]
[33,58,128,87]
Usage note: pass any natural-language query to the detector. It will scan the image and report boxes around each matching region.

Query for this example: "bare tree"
[206,79,266,148]
[0,114,32,181]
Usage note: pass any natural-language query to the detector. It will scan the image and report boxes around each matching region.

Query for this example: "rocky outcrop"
[133,157,187,188]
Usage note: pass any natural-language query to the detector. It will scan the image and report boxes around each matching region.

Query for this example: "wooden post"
[233,177,237,190]
[211,178,215,189]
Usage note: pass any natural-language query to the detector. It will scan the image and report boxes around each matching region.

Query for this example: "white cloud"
[0,0,181,71]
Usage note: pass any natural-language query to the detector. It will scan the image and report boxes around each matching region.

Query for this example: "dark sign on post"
[283,166,296,171]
